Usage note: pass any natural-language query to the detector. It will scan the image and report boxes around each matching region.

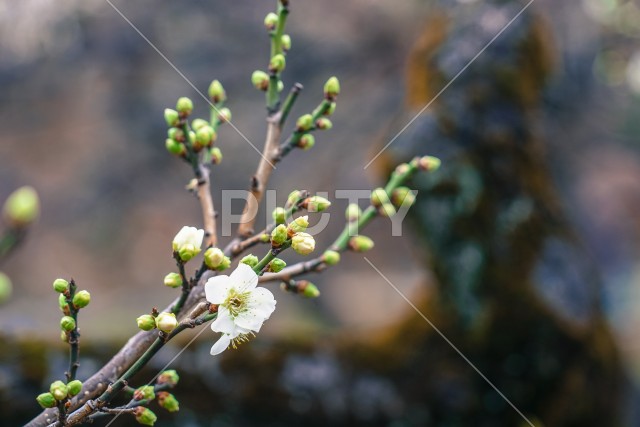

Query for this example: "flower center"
[230,332,255,350]
[223,288,250,317]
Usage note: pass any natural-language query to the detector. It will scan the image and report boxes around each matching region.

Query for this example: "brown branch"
[197,165,217,248]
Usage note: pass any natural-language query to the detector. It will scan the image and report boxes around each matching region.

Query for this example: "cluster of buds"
[36,379,82,409]
[348,235,375,253]
[292,77,340,152]
[53,278,90,341]
[164,79,229,165]
[270,219,316,256]
[280,279,320,298]
[136,311,178,334]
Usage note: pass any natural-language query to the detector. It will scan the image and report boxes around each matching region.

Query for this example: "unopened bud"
[158,392,180,412]
[72,290,91,309]
[67,380,82,397]
[157,369,180,386]
[196,126,216,147]
[345,203,362,222]
[155,312,177,333]
[49,381,68,401]
[324,76,340,100]
[379,203,396,217]
[134,385,155,401]
[58,294,69,313]
[0,272,11,303]
[60,316,76,332]
[176,97,193,116]
[281,34,292,51]
[36,393,56,408]
[348,235,375,252]
[164,108,180,127]
[53,278,69,293]
[392,187,416,208]
[315,117,332,130]
[134,407,158,426]
[3,186,39,227]
[191,118,208,131]
[296,114,313,131]
[165,138,186,157]
[298,133,315,150]
[286,190,303,208]
[322,250,341,266]
[136,314,156,331]
[216,256,231,271]
[370,187,388,207]
[418,155,441,172]
[259,233,271,243]
[217,107,232,123]
[304,196,331,212]
[208,80,226,103]
[269,258,287,273]
[291,232,315,255]
[164,272,183,289]
[269,54,286,73]
[252,70,270,91]
[264,12,279,30]
[210,147,223,165]
[271,224,288,246]
[287,215,309,234]
[395,163,411,175]
[240,254,259,268]
[178,244,198,262]
[290,280,320,298]
[204,247,225,269]
[272,207,286,224]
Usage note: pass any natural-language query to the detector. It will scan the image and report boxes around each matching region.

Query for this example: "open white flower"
[172,226,205,262]
[205,263,276,355]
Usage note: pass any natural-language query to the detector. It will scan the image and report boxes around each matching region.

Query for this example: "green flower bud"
[217,107,232,123]
[176,97,193,116]
[208,80,226,103]
[134,385,155,401]
[3,186,39,227]
[315,117,332,130]
[269,54,286,73]
[190,118,208,131]
[272,207,286,224]
[60,331,68,343]
[287,215,309,234]
[164,108,180,127]
[164,272,183,289]
[158,391,180,413]
[392,187,416,209]
[60,316,76,332]
[216,256,231,271]
[196,126,216,147]
[305,196,331,212]
[59,293,69,313]
[135,407,158,426]
[324,76,340,99]
[204,247,225,269]
[296,114,313,131]
[370,187,388,207]
[299,280,320,298]
[188,130,196,144]
[72,290,91,309]
[259,233,271,243]
[0,272,11,303]
[345,203,362,222]
[155,312,177,333]
[271,224,288,246]
[178,244,198,262]
[281,34,292,51]
[395,163,411,175]
[53,278,69,293]
[251,70,270,91]
[348,235,375,252]
[324,102,336,116]
[264,12,279,30]
[49,381,68,401]
[418,155,441,172]
[240,254,259,268]
[157,369,180,386]
[298,133,315,150]
[210,147,223,165]
[36,392,56,408]
[136,314,156,331]
[286,190,302,208]
[379,203,396,217]
[165,138,186,157]
[291,232,315,255]
[67,380,82,397]
[277,80,284,92]
[167,127,185,141]
[269,258,287,273]
[322,250,341,266]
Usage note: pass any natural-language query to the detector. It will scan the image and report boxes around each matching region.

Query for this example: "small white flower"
[205,263,276,355]
[172,226,205,262]
[291,232,315,255]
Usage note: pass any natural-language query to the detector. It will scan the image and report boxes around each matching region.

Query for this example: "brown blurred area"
[4,0,640,425]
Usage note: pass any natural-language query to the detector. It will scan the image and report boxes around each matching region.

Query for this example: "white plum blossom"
[205,263,276,355]
[172,226,205,262]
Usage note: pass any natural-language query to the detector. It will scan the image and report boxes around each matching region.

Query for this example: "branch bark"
[197,165,217,248]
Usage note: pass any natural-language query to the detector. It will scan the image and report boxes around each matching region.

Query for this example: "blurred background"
[1,0,640,425]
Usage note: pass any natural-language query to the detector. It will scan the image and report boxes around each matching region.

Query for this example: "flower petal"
[194,229,205,248]
[204,275,231,304]
[230,263,258,291]
[210,334,231,355]
[210,308,237,335]
[247,287,277,319]
[234,312,266,331]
